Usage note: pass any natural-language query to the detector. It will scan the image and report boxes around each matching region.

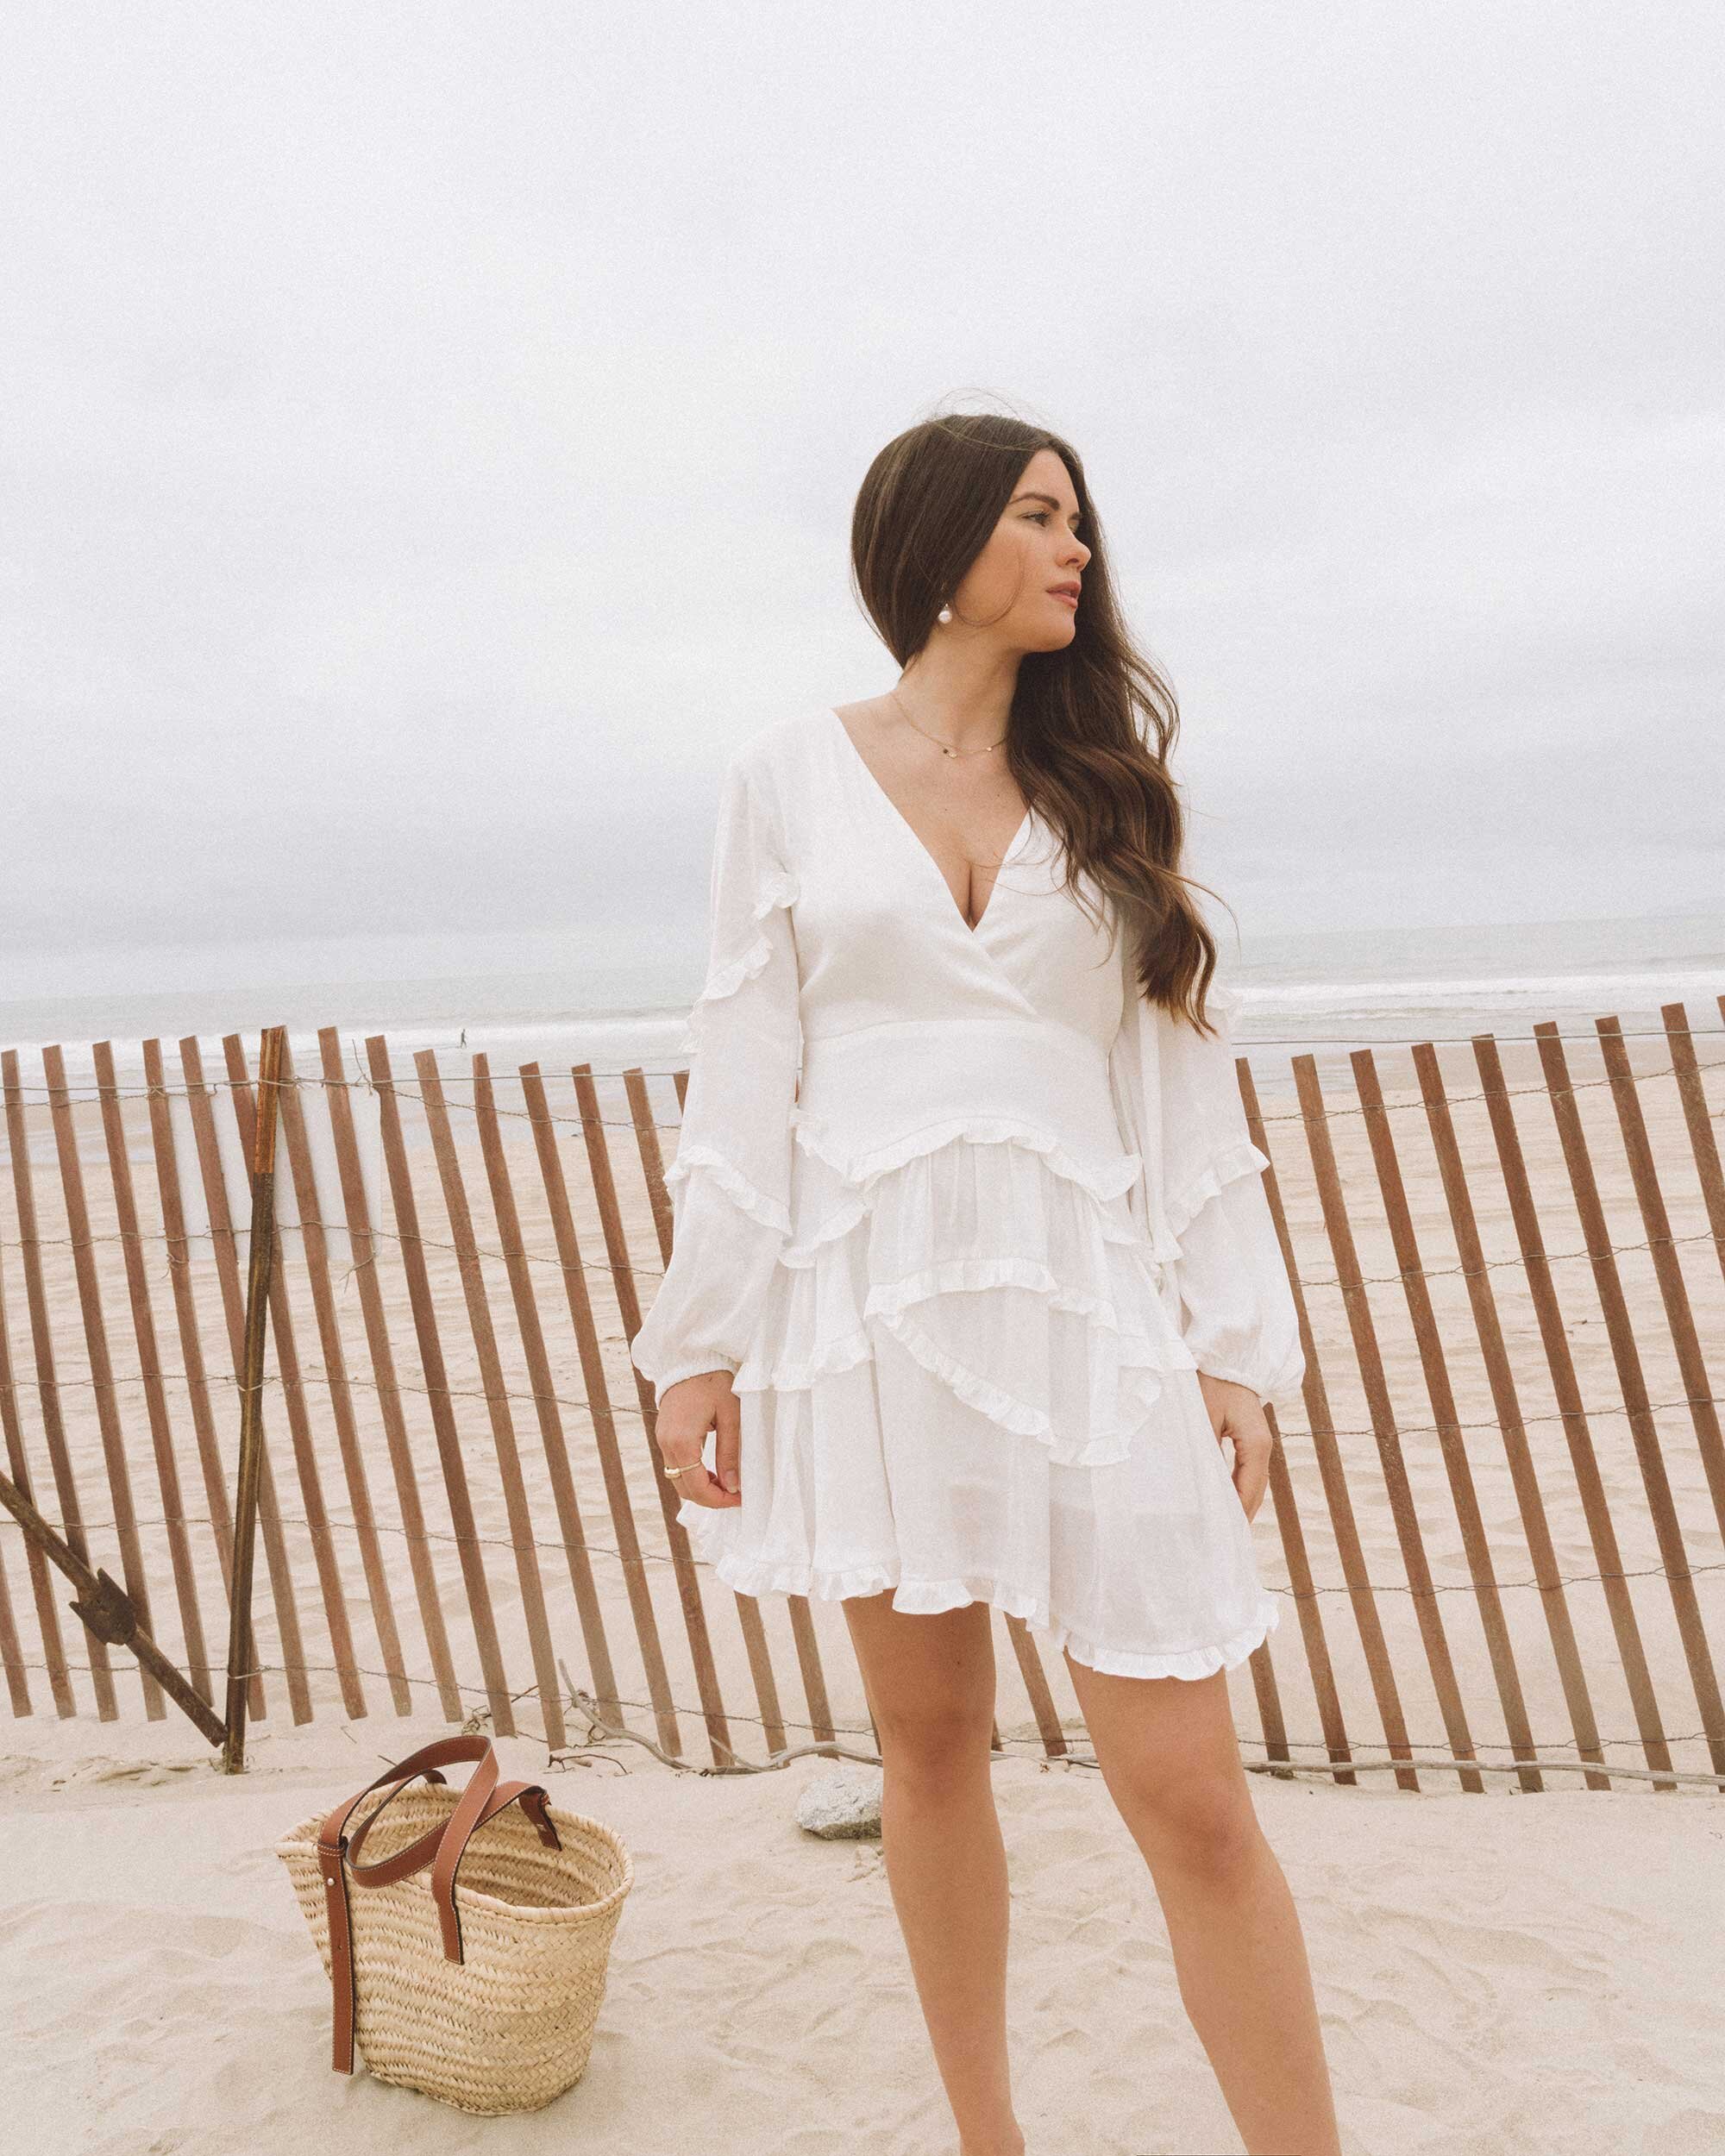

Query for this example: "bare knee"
[1111,1771,1262,1881]
[873,1697,994,1785]
[844,1596,996,1786]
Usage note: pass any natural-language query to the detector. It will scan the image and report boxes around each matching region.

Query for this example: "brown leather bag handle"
[427,1738,562,1964]
[313,1736,561,2075]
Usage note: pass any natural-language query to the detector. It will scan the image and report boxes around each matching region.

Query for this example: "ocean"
[2,905,1720,1096]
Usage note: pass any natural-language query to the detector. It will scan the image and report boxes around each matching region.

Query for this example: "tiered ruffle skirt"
[674,1026,1282,1680]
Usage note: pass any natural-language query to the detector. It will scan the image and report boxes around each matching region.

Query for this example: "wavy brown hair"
[849,409,1231,1037]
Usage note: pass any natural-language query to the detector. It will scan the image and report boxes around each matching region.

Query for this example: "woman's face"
[946,448,1093,652]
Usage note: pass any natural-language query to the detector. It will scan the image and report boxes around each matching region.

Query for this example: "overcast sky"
[3,3,1721,1002]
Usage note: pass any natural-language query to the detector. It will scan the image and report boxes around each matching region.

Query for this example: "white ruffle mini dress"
[629,707,1305,1679]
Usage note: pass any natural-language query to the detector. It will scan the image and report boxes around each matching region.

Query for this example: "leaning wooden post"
[222,1025,287,1774]
[0,1463,226,1745]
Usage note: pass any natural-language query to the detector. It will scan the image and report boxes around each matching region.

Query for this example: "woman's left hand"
[1196,1372,1274,1524]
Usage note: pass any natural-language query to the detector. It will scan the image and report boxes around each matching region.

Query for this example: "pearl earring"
[937,605,952,624]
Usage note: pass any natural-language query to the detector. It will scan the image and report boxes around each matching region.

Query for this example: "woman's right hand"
[653,1371,743,1508]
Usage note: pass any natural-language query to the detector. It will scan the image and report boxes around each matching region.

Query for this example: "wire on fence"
[0,1213,666,1284]
[0,1212,1718,1301]
[3,1351,1721,1450]
[9,1655,1722,1788]
[6,1489,1723,1600]
[0,1034,1719,1134]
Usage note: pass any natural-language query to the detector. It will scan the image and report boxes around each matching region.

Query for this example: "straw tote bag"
[278,1733,634,2115]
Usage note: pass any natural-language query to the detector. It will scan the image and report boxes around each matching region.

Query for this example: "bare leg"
[1065,1651,1343,2156]
[842,1592,1025,2156]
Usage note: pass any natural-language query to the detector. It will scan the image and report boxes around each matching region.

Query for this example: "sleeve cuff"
[643,1357,740,1402]
[1191,1358,1304,1413]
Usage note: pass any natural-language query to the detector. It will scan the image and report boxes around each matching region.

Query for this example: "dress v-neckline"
[826,706,1032,937]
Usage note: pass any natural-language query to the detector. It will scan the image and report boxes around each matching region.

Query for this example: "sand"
[2,1021,1724,2150]
[2,1711,1722,2154]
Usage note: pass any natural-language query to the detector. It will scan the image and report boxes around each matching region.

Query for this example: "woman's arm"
[628,746,801,1491]
[1170,1165,1306,1414]
[1107,940,1304,1414]
[1158,979,1305,1415]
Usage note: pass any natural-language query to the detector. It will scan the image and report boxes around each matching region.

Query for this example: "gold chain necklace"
[888,686,1007,760]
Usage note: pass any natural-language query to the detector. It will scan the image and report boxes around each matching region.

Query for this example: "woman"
[630,411,1343,2156]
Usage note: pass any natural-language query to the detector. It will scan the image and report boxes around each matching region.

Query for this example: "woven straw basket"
[278,1734,634,2115]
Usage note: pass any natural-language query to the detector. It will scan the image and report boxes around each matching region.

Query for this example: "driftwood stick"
[0,1461,223,1745]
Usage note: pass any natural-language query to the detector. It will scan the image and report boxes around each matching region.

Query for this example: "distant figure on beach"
[631,411,1344,2155]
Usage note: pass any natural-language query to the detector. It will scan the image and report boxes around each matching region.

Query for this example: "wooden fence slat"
[625,1064,801,1757]
[1414,1040,1607,1790]
[364,1037,516,1733]
[1244,1433,1297,1778]
[221,1037,367,1720]
[471,1056,621,1733]
[317,1028,462,1723]
[3,1044,115,1716]
[0,1213,71,1714]
[576,1062,733,1766]
[779,1617,837,1764]
[1290,1052,1418,1789]
[1308,1047,1479,1787]
[1355,1045,1516,1792]
[3,1048,118,1715]
[518,1062,682,1755]
[411,1050,566,1749]
[1666,1000,1725,1282]
[1233,1058,1309,1777]
[1000,1612,1070,1758]
[1596,1016,1725,1545]
[0,1521,28,1714]
[141,1038,264,1720]
[1474,1032,1670,1786]
[91,1041,214,1702]
[179,1037,312,1725]
[41,1044,164,1717]
[274,1039,411,1714]
[1534,1020,1725,1778]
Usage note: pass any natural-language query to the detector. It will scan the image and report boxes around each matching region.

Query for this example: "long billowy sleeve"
[1108,945,1305,1413]
[628,749,801,1401]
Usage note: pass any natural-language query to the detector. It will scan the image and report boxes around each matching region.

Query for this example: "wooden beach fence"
[0,998,1722,1794]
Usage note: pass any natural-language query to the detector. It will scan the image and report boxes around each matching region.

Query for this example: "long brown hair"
[850,408,1230,1037]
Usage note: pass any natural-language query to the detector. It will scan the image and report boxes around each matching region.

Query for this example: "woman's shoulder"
[722,707,832,797]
